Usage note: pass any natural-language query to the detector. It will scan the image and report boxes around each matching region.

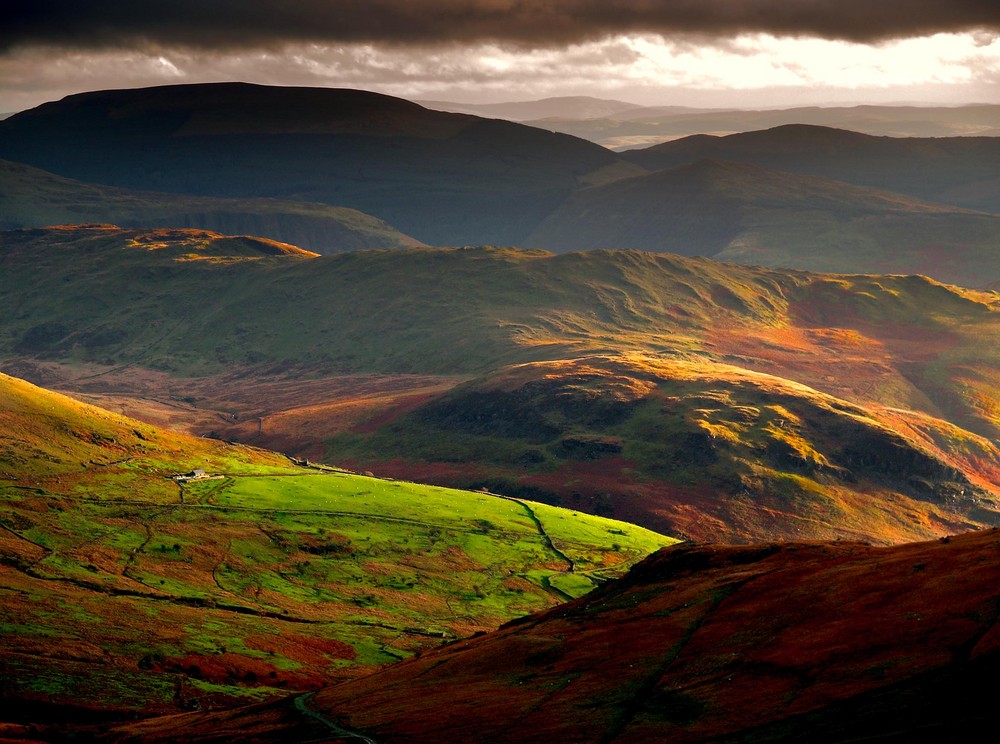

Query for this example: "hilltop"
[0,159,422,253]
[328,354,1000,543]
[102,528,1000,743]
[0,83,632,245]
[622,124,1000,213]
[0,371,672,721]
[524,159,1000,287]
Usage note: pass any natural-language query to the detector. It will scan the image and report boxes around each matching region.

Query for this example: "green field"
[0,372,675,715]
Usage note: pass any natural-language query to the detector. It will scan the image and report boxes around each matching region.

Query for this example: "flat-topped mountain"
[0,83,632,245]
[2,82,477,140]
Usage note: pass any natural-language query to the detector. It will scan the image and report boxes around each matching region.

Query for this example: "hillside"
[0,371,673,721]
[4,227,1000,545]
[101,528,1000,743]
[0,83,634,245]
[4,226,1000,433]
[524,159,1000,287]
[622,124,1000,214]
[327,354,1000,544]
[0,159,422,253]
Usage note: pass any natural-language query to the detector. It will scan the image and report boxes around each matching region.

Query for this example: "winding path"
[293,691,378,743]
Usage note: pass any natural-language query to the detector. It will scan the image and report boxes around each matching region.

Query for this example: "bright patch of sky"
[2,31,1000,113]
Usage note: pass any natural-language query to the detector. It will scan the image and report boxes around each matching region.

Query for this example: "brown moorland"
[101,527,1000,743]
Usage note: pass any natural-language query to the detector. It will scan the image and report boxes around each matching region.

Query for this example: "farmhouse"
[171,468,219,482]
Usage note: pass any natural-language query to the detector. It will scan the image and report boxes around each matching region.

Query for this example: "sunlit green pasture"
[0,463,674,714]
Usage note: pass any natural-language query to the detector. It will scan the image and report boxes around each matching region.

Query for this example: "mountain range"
[5,86,1000,287]
[420,97,1000,149]
[4,82,1000,740]
[524,158,1000,287]
[623,124,1000,214]
[0,83,629,246]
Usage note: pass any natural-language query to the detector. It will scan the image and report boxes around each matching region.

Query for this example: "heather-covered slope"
[0,159,422,253]
[524,159,1000,287]
[0,372,672,720]
[0,83,631,245]
[103,528,1000,743]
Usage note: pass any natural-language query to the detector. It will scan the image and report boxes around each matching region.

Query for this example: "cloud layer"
[5,0,1000,52]
[3,31,999,115]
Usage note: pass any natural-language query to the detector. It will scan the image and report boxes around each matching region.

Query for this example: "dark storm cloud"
[3,1,1000,52]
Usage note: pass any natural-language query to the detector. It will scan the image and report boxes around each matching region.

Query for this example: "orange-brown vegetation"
[103,527,1000,743]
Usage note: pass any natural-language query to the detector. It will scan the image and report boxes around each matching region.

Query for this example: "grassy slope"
[0,159,422,253]
[4,226,999,438]
[106,528,1000,743]
[524,159,1000,288]
[0,371,673,718]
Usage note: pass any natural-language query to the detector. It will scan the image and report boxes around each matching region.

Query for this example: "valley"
[0,372,671,722]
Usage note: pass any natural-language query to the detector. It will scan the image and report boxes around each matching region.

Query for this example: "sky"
[2,2,1000,113]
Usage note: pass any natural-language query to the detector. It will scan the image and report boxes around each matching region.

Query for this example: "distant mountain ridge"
[417,95,649,121]
[6,85,1000,279]
[623,124,1000,213]
[527,102,1000,149]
